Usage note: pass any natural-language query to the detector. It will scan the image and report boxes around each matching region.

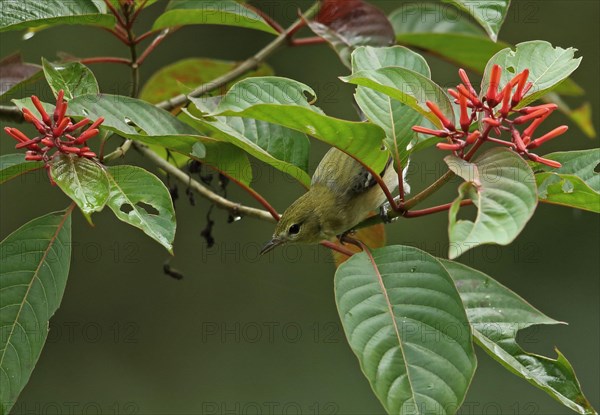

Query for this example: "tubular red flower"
[458,69,477,96]
[31,95,52,126]
[15,139,41,150]
[66,118,91,133]
[486,64,502,106]
[499,83,512,117]
[88,117,105,130]
[511,69,529,106]
[459,93,470,132]
[447,88,460,100]
[457,84,481,106]
[511,128,527,152]
[53,117,70,137]
[22,108,47,134]
[483,117,502,127]
[75,128,100,144]
[528,126,569,149]
[25,152,44,161]
[466,130,481,144]
[53,90,67,123]
[4,127,29,143]
[412,126,449,138]
[519,103,557,114]
[436,142,463,151]
[527,153,562,168]
[513,108,549,124]
[426,101,455,130]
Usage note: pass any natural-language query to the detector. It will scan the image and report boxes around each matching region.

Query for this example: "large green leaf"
[211,77,389,173]
[187,98,311,187]
[351,46,427,167]
[446,148,538,259]
[41,58,99,100]
[0,0,115,32]
[532,149,600,213]
[49,154,110,223]
[140,58,273,105]
[0,210,72,415]
[341,67,454,129]
[152,0,278,35]
[0,53,42,100]
[390,4,583,98]
[0,153,43,184]
[335,245,476,414]
[442,260,596,415]
[482,41,582,107]
[443,0,511,41]
[106,166,176,253]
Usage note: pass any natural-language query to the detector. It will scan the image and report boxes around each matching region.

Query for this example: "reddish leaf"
[309,0,395,66]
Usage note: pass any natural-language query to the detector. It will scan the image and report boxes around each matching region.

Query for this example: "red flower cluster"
[412,65,567,168]
[4,90,104,162]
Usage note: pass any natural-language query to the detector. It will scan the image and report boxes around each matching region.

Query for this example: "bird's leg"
[337,231,364,251]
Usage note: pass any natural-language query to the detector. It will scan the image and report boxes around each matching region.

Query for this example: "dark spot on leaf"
[136,201,159,215]
[120,203,134,214]
[594,163,600,173]
[507,66,515,73]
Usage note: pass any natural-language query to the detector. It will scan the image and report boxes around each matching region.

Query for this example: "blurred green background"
[1,0,598,414]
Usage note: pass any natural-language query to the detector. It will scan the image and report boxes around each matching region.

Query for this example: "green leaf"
[532,149,600,213]
[446,148,538,259]
[41,59,99,100]
[66,94,204,168]
[152,0,278,35]
[187,98,311,187]
[0,209,72,415]
[342,67,454,129]
[351,46,427,167]
[211,76,389,173]
[0,53,43,100]
[390,4,584,98]
[106,166,176,253]
[335,245,476,414]
[49,154,110,223]
[442,260,597,415]
[482,41,582,107]
[0,153,43,184]
[140,57,273,105]
[443,0,511,41]
[0,0,115,32]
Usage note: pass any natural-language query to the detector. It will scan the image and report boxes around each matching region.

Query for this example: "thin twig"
[135,143,278,223]
[136,29,174,66]
[79,57,132,65]
[155,2,321,111]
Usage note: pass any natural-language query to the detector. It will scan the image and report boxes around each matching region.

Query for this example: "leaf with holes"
[532,148,600,213]
[187,97,310,187]
[335,245,476,414]
[442,259,596,415]
[140,58,273,105]
[443,0,511,41]
[211,76,389,174]
[153,0,278,35]
[49,154,110,223]
[0,153,43,184]
[482,41,582,107]
[106,166,176,253]
[341,66,454,130]
[446,148,538,259]
[42,58,99,100]
[352,46,427,167]
[0,0,115,32]
[308,0,395,67]
[0,53,42,100]
[0,209,72,415]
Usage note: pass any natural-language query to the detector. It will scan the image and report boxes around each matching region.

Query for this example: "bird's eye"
[289,224,301,235]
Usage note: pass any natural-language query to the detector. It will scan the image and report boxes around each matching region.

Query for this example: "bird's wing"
[311,148,393,200]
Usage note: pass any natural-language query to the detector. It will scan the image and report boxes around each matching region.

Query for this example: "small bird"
[260,147,403,255]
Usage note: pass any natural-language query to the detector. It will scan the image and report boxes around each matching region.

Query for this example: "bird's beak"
[260,237,284,256]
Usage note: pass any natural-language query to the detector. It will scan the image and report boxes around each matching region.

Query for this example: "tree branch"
[155,2,321,111]
[134,143,277,223]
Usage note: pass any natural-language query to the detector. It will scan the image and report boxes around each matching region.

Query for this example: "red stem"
[402,200,472,218]
[80,56,132,65]
[103,0,128,29]
[245,4,284,33]
[135,29,160,44]
[130,0,150,24]
[225,175,280,221]
[136,29,175,65]
[320,240,354,257]
[289,37,327,46]
[103,27,130,44]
